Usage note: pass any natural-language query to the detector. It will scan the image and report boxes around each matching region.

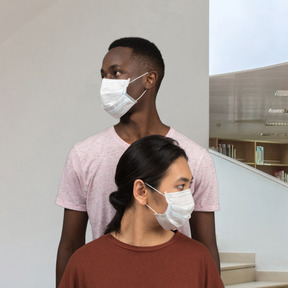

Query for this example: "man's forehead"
[102,46,134,66]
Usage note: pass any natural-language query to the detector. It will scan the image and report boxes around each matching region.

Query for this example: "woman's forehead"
[164,157,192,181]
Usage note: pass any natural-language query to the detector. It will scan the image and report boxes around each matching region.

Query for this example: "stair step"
[220,252,255,264]
[221,262,256,271]
[221,262,256,285]
[220,252,288,287]
[225,281,288,288]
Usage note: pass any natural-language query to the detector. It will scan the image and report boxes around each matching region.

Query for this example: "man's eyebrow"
[110,64,121,69]
[106,64,122,70]
[100,65,122,74]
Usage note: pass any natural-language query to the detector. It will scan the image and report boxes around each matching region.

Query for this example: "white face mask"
[99,72,148,119]
[145,183,195,231]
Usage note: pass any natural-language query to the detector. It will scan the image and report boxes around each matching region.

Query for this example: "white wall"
[0,1,209,287]
[212,151,288,271]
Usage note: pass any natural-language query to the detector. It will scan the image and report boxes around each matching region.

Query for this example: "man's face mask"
[145,182,195,231]
[99,72,148,119]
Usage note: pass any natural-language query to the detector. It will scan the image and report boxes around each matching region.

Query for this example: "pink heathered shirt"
[56,127,219,239]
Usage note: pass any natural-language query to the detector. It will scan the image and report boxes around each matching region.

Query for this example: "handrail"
[209,149,288,188]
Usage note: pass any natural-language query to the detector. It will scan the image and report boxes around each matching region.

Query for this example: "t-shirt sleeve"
[56,146,87,211]
[192,149,219,212]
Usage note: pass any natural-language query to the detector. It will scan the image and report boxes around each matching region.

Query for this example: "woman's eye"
[177,184,185,190]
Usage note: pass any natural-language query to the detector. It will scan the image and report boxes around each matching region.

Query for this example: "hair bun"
[109,191,127,211]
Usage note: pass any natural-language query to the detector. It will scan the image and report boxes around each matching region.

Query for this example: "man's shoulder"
[74,127,114,148]
[71,126,125,158]
[65,126,128,166]
[169,128,207,155]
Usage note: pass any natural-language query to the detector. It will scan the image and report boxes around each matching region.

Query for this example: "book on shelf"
[226,144,232,157]
[256,146,264,164]
[227,144,233,158]
[222,144,226,156]
[217,143,236,159]
[233,147,236,159]
[274,170,288,182]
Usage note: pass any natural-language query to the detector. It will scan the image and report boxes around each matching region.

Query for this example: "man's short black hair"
[109,37,165,91]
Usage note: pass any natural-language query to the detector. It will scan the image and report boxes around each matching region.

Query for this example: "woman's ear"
[133,179,148,205]
[144,71,158,90]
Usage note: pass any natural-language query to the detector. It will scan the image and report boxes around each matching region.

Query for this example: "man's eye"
[114,71,121,77]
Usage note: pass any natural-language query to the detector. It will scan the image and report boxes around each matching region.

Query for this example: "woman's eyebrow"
[177,177,191,183]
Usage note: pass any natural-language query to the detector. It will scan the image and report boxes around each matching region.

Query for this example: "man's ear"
[144,71,158,90]
[133,179,148,205]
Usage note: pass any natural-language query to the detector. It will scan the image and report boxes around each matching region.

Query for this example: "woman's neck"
[111,207,175,247]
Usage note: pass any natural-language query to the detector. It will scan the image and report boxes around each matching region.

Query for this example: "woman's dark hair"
[105,135,188,234]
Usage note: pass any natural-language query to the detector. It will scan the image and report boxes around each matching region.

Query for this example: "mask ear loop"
[145,182,168,215]
[145,182,169,216]
[146,204,158,215]
[145,183,160,215]
[129,72,149,84]
[145,182,165,197]
[129,72,150,102]
[135,90,147,102]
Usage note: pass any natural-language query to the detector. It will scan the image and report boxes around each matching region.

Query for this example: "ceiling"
[210,62,288,143]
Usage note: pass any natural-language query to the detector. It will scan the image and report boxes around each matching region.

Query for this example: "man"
[56,37,220,287]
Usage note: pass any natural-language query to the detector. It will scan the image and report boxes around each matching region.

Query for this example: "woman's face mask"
[145,182,195,231]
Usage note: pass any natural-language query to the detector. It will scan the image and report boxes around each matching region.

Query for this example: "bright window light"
[275,90,288,97]
[268,108,287,113]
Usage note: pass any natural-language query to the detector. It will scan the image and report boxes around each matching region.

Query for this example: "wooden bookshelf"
[210,138,288,182]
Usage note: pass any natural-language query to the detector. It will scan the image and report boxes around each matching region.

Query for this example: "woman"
[59,135,223,288]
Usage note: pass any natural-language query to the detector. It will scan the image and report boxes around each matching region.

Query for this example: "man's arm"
[56,208,88,287]
[189,211,221,274]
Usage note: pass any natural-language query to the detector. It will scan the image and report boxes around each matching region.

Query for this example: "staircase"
[220,252,288,288]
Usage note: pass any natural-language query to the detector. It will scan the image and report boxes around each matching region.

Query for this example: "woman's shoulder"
[69,235,109,261]
[177,232,212,254]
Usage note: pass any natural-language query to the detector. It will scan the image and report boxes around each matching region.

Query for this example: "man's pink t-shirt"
[56,127,219,239]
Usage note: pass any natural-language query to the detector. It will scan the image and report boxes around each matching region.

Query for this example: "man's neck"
[114,110,170,144]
